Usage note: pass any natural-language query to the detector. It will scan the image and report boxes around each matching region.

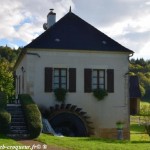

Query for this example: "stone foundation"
[99,128,130,140]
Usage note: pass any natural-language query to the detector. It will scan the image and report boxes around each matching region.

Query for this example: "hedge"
[0,92,7,109]
[0,109,11,133]
[19,94,42,138]
[0,92,11,134]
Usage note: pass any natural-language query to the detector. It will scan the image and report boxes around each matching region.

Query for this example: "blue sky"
[1,0,150,59]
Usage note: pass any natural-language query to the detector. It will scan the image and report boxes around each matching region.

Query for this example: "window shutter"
[84,69,92,93]
[69,68,76,92]
[45,67,53,92]
[107,69,114,93]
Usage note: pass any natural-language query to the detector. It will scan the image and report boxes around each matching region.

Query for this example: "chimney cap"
[47,8,56,16]
[50,8,54,12]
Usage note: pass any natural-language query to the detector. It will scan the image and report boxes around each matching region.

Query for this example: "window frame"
[53,68,67,90]
[92,69,105,90]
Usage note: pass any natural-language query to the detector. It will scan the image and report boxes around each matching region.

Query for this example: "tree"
[0,59,14,99]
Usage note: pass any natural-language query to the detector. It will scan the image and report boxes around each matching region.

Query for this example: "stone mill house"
[14,9,134,139]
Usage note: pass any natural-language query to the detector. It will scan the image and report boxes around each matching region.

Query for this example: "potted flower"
[116,121,124,140]
[93,88,108,101]
[116,121,124,130]
[54,88,67,103]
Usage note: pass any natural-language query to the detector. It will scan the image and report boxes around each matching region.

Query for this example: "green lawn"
[36,115,150,150]
[0,134,30,150]
[37,133,150,150]
[0,115,150,150]
[0,134,21,146]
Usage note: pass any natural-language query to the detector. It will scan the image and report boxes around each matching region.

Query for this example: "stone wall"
[99,128,130,140]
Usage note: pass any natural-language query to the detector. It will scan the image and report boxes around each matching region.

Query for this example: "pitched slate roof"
[25,12,133,53]
[129,76,141,98]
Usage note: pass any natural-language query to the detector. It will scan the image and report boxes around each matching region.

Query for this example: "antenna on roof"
[69,6,71,13]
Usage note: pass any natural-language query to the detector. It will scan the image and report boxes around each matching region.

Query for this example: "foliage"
[0,109,11,134]
[116,121,124,130]
[0,46,21,100]
[19,94,42,138]
[54,88,67,102]
[0,46,21,63]
[129,58,150,101]
[0,92,11,134]
[0,59,14,99]
[93,88,108,101]
[130,115,149,141]
[140,103,150,136]
[0,92,7,109]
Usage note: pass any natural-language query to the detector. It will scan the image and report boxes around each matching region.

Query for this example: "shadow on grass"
[0,134,11,139]
[130,124,145,133]
[79,137,150,144]
[131,141,150,143]
[78,137,129,143]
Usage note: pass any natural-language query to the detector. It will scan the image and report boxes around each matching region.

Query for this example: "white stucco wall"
[15,49,130,136]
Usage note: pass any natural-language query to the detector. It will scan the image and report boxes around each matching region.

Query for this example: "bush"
[0,109,11,134]
[19,94,42,138]
[0,92,11,134]
[0,92,7,109]
[145,125,150,136]
[140,104,150,136]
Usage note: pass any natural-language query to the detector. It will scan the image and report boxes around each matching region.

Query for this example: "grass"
[36,115,150,150]
[37,133,150,150]
[0,134,22,146]
[1,101,150,150]
[0,134,31,150]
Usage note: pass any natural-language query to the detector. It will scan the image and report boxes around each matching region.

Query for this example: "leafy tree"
[0,59,14,99]
[0,46,21,63]
[130,58,150,101]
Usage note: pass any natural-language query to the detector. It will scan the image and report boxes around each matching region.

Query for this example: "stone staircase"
[6,104,29,139]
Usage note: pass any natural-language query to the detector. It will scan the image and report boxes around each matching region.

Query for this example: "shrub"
[145,125,150,136]
[54,88,67,102]
[0,92,7,109]
[0,109,11,134]
[93,89,108,101]
[0,92,11,134]
[19,94,42,138]
[140,104,150,136]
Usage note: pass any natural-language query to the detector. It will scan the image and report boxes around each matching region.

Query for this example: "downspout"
[126,52,134,137]
[128,52,134,63]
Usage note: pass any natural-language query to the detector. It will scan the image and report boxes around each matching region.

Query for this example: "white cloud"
[0,0,150,59]
[0,0,74,44]
[8,43,19,50]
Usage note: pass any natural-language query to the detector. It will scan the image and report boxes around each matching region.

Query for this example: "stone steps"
[6,104,29,139]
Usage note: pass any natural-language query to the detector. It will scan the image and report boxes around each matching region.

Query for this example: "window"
[84,69,114,93]
[92,70,105,90]
[53,68,67,90]
[45,67,76,92]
